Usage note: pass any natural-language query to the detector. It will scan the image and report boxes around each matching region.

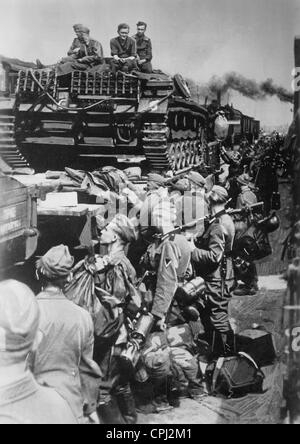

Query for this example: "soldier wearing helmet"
[191,186,236,358]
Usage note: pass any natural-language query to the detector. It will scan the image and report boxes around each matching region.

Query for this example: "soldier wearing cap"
[37,24,104,75]
[236,173,257,209]
[0,280,77,424]
[173,172,208,237]
[32,245,101,424]
[191,186,236,358]
[132,21,153,74]
[59,24,104,75]
[127,173,169,275]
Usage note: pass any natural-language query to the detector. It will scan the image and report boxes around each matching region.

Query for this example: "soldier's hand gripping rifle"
[164,164,222,187]
[154,201,264,243]
[229,202,265,222]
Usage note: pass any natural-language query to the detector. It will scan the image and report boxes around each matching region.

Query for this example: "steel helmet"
[257,212,280,233]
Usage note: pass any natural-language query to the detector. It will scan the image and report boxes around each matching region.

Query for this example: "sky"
[0,0,299,127]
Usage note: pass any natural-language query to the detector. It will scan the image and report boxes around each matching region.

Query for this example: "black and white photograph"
[0,0,299,427]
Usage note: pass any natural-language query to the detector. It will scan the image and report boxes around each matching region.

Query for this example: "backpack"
[233,225,272,261]
[205,352,265,399]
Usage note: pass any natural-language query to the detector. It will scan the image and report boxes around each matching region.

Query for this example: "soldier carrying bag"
[205,352,265,399]
[233,224,272,262]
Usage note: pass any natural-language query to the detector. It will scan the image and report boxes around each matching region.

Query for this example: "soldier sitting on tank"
[37,24,104,76]
[132,21,153,74]
[110,24,138,74]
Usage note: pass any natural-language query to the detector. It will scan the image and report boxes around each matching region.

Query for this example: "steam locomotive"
[222,104,260,145]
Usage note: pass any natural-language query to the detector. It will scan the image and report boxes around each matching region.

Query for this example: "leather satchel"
[205,352,265,399]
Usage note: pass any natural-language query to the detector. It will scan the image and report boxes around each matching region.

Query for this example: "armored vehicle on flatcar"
[0,57,261,174]
[1,65,221,174]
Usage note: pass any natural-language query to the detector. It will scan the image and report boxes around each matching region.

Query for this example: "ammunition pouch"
[256,212,280,234]
[233,225,272,262]
[175,277,206,307]
[172,277,207,323]
[118,312,154,374]
[233,256,252,279]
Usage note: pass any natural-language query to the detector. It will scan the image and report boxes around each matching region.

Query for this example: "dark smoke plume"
[188,72,293,104]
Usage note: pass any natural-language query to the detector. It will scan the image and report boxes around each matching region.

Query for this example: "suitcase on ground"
[236,329,277,367]
[206,352,265,399]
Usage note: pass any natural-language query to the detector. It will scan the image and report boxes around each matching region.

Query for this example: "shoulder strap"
[212,357,225,393]
[238,352,259,369]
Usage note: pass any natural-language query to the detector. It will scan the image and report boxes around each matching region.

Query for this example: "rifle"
[164,165,223,188]
[154,201,264,243]
[164,165,204,186]
[229,202,264,218]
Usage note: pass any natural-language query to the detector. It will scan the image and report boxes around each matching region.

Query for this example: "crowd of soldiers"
[36,22,153,76]
[0,131,286,424]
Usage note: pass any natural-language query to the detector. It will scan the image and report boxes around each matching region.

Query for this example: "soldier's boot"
[166,376,181,408]
[233,286,257,296]
[211,330,236,357]
[115,386,138,425]
[97,399,125,424]
[221,331,236,356]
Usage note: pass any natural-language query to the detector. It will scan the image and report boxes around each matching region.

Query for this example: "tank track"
[0,109,30,170]
[141,122,205,172]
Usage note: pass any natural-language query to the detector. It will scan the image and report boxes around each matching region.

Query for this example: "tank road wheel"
[179,142,185,169]
[174,143,181,170]
[180,141,186,169]
[190,141,196,165]
[193,117,198,132]
[185,141,191,167]
[186,141,193,166]
[168,143,177,171]
[173,114,180,132]
[176,142,182,170]
[194,141,201,165]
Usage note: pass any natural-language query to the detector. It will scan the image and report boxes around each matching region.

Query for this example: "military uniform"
[132,34,153,73]
[57,38,104,76]
[94,252,140,424]
[146,234,192,322]
[174,190,208,236]
[192,213,235,355]
[110,36,138,73]
[234,183,259,294]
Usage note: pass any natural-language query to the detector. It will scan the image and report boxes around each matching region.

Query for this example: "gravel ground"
[139,276,286,425]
